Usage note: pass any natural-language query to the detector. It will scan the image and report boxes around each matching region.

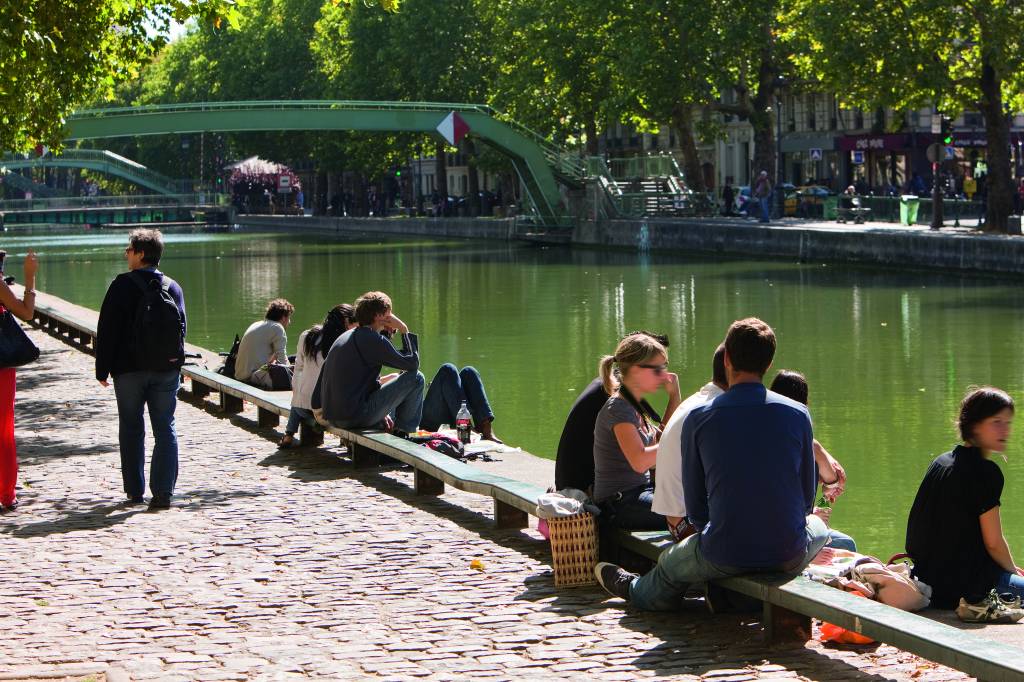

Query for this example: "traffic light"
[395,170,402,177]
[941,116,954,146]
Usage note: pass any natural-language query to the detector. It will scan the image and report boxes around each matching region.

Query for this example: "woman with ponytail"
[279,304,356,448]
[593,333,682,529]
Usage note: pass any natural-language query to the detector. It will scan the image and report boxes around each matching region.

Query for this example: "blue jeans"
[759,197,771,222]
[285,406,315,435]
[598,484,664,530]
[332,370,425,433]
[996,572,1024,600]
[420,364,494,431]
[629,514,829,611]
[827,528,857,552]
[113,370,180,498]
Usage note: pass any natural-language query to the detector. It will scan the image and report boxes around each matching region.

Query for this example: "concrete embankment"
[240,214,1024,275]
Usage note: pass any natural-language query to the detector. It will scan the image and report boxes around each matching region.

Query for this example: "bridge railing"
[2,149,182,195]
[0,193,230,212]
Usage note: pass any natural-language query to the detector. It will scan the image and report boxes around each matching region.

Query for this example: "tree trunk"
[672,105,706,193]
[465,138,480,216]
[584,117,599,157]
[980,58,1011,233]
[435,140,448,197]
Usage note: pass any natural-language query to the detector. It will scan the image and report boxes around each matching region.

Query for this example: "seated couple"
[308,291,499,442]
[593,318,849,611]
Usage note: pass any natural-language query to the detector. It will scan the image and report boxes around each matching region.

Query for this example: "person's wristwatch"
[669,517,698,542]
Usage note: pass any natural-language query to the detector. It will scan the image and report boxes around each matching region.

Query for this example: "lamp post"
[775,95,784,219]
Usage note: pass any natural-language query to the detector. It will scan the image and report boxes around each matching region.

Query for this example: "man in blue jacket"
[595,317,828,610]
[96,229,186,511]
[312,291,424,435]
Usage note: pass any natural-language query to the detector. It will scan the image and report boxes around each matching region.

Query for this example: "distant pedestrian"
[0,248,39,512]
[754,171,772,223]
[722,182,735,216]
[96,229,186,511]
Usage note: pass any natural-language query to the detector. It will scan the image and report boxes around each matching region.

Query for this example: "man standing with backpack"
[96,229,186,511]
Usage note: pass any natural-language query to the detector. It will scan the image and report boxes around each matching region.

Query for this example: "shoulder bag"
[0,309,40,368]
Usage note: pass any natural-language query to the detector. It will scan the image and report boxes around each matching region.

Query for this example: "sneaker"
[594,562,637,601]
[956,590,1024,623]
[124,495,145,506]
[148,493,172,511]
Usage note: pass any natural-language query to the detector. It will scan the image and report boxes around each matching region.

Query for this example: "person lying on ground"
[652,344,727,541]
[906,387,1024,609]
[421,364,501,442]
[311,291,424,435]
[279,304,356,449]
[235,298,294,389]
[595,317,828,610]
[592,333,681,530]
[768,369,856,552]
[554,331,669,494]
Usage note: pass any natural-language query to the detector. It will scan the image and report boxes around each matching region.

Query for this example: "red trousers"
[0,368,16,507]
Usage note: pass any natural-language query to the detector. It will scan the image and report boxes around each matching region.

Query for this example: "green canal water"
[4,228,1023,557]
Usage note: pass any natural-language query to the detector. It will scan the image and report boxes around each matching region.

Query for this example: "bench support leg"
[494,498,528,529]
[191,381,212,400]
[298,422,324,447]
[763,602,812,644]
[257,407,280,427]
[351,442,381,469]
[220,393,244,414]
[414,469,445,496]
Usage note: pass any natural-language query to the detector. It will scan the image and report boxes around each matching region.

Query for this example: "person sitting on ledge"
[554,331,669,495]
[595,317,828,609]
[768,369,856,552]
[906,387,1024,610]
[421,364,501,442]
[279,304,356,449]
[312,291,424,436]
[235,298,294,389]
[592,333,681,530]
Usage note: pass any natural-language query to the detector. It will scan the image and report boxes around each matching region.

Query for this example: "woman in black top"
[906,387,1022,608]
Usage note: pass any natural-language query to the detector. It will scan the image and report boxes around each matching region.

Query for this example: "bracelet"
[23,288,35,295]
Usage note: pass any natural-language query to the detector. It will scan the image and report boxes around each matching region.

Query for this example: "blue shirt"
[681,382,816,569]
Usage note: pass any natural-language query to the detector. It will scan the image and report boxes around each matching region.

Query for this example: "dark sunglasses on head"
[638,363,669,375]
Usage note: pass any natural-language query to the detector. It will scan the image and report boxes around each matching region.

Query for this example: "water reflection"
[5,228,1023,556]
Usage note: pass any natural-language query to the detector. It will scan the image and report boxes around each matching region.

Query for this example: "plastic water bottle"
[456,401,472,444]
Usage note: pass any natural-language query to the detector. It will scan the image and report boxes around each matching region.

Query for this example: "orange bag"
[819,592,875,644]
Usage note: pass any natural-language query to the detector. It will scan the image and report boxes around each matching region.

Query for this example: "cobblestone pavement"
[0,329,971,681]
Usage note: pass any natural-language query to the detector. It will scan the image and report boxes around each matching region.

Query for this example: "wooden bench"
[180,365,546,528]
[836,196,871,224]
[615,529,1024,681]
[31,305,96,354]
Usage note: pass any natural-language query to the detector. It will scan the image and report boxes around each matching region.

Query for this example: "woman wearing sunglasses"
[593,333,681,529]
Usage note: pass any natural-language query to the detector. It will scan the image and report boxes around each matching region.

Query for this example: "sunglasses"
[637,363,669,375]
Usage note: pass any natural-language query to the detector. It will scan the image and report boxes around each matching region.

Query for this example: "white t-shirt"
[652,382,724,518]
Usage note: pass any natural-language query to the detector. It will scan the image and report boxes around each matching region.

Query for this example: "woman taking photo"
[279,304,356,448]
[593,333,681,529]
[906,387,1024,621]
[0,249,39,511]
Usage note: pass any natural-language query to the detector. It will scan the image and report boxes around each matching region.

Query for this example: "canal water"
[4,227,1023,557]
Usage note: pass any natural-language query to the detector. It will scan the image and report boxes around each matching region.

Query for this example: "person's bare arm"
[980,507,1024,575]
[0,250,38,321]
[612,422,658,473]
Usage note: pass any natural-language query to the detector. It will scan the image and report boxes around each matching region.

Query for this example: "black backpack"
[216,334,241,377]
[129,271,184,371]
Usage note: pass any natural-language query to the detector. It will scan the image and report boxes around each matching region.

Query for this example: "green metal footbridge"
[64,100,587,226]
[2,149,181,195]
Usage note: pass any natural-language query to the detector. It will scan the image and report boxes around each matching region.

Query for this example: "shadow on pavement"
[2,488,263,538]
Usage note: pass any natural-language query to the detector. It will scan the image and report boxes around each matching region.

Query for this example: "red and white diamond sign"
[436,111,470,146]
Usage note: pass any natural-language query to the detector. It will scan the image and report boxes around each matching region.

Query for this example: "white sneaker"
[956,590,1024,623]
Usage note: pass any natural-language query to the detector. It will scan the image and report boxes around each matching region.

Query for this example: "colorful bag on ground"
[0,308,39,368]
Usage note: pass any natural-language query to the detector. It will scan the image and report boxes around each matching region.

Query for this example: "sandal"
[278,434,298,449]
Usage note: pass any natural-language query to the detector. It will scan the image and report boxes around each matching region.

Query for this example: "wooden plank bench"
[31,305,97,354]
[180,365,546,527]
[615,529,1024,681]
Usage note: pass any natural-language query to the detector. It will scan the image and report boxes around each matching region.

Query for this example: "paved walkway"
[1,328,972,681]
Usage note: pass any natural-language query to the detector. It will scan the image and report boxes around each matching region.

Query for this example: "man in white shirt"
[652,344,727,540]
[235,298,294,387]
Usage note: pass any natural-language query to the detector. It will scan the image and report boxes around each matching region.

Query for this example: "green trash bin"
[823,195,839,220]
[900,195,920,225]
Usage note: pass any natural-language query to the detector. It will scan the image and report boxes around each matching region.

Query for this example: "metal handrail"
[2,149,181,194]
[0,193,230,212]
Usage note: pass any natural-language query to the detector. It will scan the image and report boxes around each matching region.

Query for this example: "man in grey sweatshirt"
[312,291,424,433]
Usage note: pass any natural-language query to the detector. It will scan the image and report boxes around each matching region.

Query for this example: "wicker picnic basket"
[548,512,599,587]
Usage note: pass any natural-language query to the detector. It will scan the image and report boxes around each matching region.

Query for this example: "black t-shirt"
[905,445,1005,608]
[554,378,661,493]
